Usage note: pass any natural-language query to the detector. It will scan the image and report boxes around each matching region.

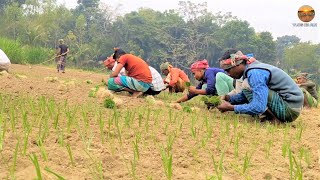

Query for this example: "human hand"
[220,95,230,102]
[188,86,197,94]
[217,101,234,113]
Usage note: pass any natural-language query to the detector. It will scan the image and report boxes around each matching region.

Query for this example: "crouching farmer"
[107,48,152,98]
[217,49,304,122]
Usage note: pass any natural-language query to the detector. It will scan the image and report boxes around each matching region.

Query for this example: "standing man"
[56,39,70,73]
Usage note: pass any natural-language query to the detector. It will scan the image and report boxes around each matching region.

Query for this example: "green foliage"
[185,82,191,87]
[104,98,115,109]
[0,37,51,64]
[201,96,221,108]
[22,45,52,64]
[0,37,23,63]
[182,105,192,113]
[88,86,99,97]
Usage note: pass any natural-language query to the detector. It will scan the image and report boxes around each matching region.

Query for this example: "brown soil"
[0,64,319,180]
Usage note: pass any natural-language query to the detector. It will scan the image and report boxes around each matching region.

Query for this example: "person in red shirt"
[160,62,190,93]
[107,48,152,98]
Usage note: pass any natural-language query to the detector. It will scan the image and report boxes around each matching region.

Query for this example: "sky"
[57,0,320,44]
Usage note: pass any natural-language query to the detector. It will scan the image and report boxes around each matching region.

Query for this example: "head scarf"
[219,51,255,70]
[190,59,209,72]
[160,62,173,71]
[103,56,115,67]
[296,72,310,80]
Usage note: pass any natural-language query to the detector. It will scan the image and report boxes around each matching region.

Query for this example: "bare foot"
[132,91,143,98]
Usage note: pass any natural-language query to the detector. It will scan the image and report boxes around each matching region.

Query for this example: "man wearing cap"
[107,48,152,98]
[175,59,234,103]
[0,49,11,72]
[217,48,304,122]
[160,62,190,93]
[56,39,70,73]
[296,73,318,108]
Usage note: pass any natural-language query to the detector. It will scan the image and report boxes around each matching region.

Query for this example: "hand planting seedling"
[201,96,221,109]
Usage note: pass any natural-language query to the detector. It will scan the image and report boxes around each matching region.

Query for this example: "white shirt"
[112,61,127,76]
[111,62,165,91]
[0,49,11,64]
[149,66,165,91]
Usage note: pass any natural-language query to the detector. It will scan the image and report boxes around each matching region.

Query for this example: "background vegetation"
[0,0,319,82]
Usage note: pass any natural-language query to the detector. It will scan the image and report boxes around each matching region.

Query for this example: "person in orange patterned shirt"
[160,62,190,93]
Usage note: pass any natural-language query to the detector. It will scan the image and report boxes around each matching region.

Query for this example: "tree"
[275,35,300,68]
[254,32,276,64]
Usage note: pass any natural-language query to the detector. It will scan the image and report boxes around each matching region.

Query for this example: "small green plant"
[183,105,192,113]
[44,166,66,180]
[185,82,191,87]
[86,80,93,84]
[88,85,100,97]
[160,146,173,180]
[66,143,75,166]
[104,98,115,109]
[201,96,221,109]
[29,154,43,180]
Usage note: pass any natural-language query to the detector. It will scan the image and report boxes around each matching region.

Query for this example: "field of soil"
[0,64,319,180]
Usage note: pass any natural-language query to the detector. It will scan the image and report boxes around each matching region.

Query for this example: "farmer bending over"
[107,48,152,98]
[296,73,318,108]
[160,62,190,93]
[175,59,234,103]
[217,49,304,122]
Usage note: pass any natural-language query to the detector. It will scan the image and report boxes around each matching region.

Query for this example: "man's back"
[58,44,68,56]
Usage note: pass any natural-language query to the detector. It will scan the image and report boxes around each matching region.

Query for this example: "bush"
[104,97,115,109]
[0,37,52,64]
[0,37,23,63]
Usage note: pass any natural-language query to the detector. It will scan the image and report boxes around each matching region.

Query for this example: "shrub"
[104,97,115,109]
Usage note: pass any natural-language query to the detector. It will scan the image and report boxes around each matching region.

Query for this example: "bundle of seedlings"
[201,96,221,109]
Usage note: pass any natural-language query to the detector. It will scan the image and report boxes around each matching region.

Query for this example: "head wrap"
[160,62,173,71]
[103,56,115,67]
[296,72,310,80]
[190,59,209,72]
[219,51,256,70]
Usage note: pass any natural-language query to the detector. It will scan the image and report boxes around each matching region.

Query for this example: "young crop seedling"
[201,96,221,109]
[88,85,100,97]
[104,97,115,109]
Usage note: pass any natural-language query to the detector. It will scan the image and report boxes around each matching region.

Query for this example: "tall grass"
[0,37,52,64]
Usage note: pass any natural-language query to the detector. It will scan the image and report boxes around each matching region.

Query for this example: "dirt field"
[0,64,319,179]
